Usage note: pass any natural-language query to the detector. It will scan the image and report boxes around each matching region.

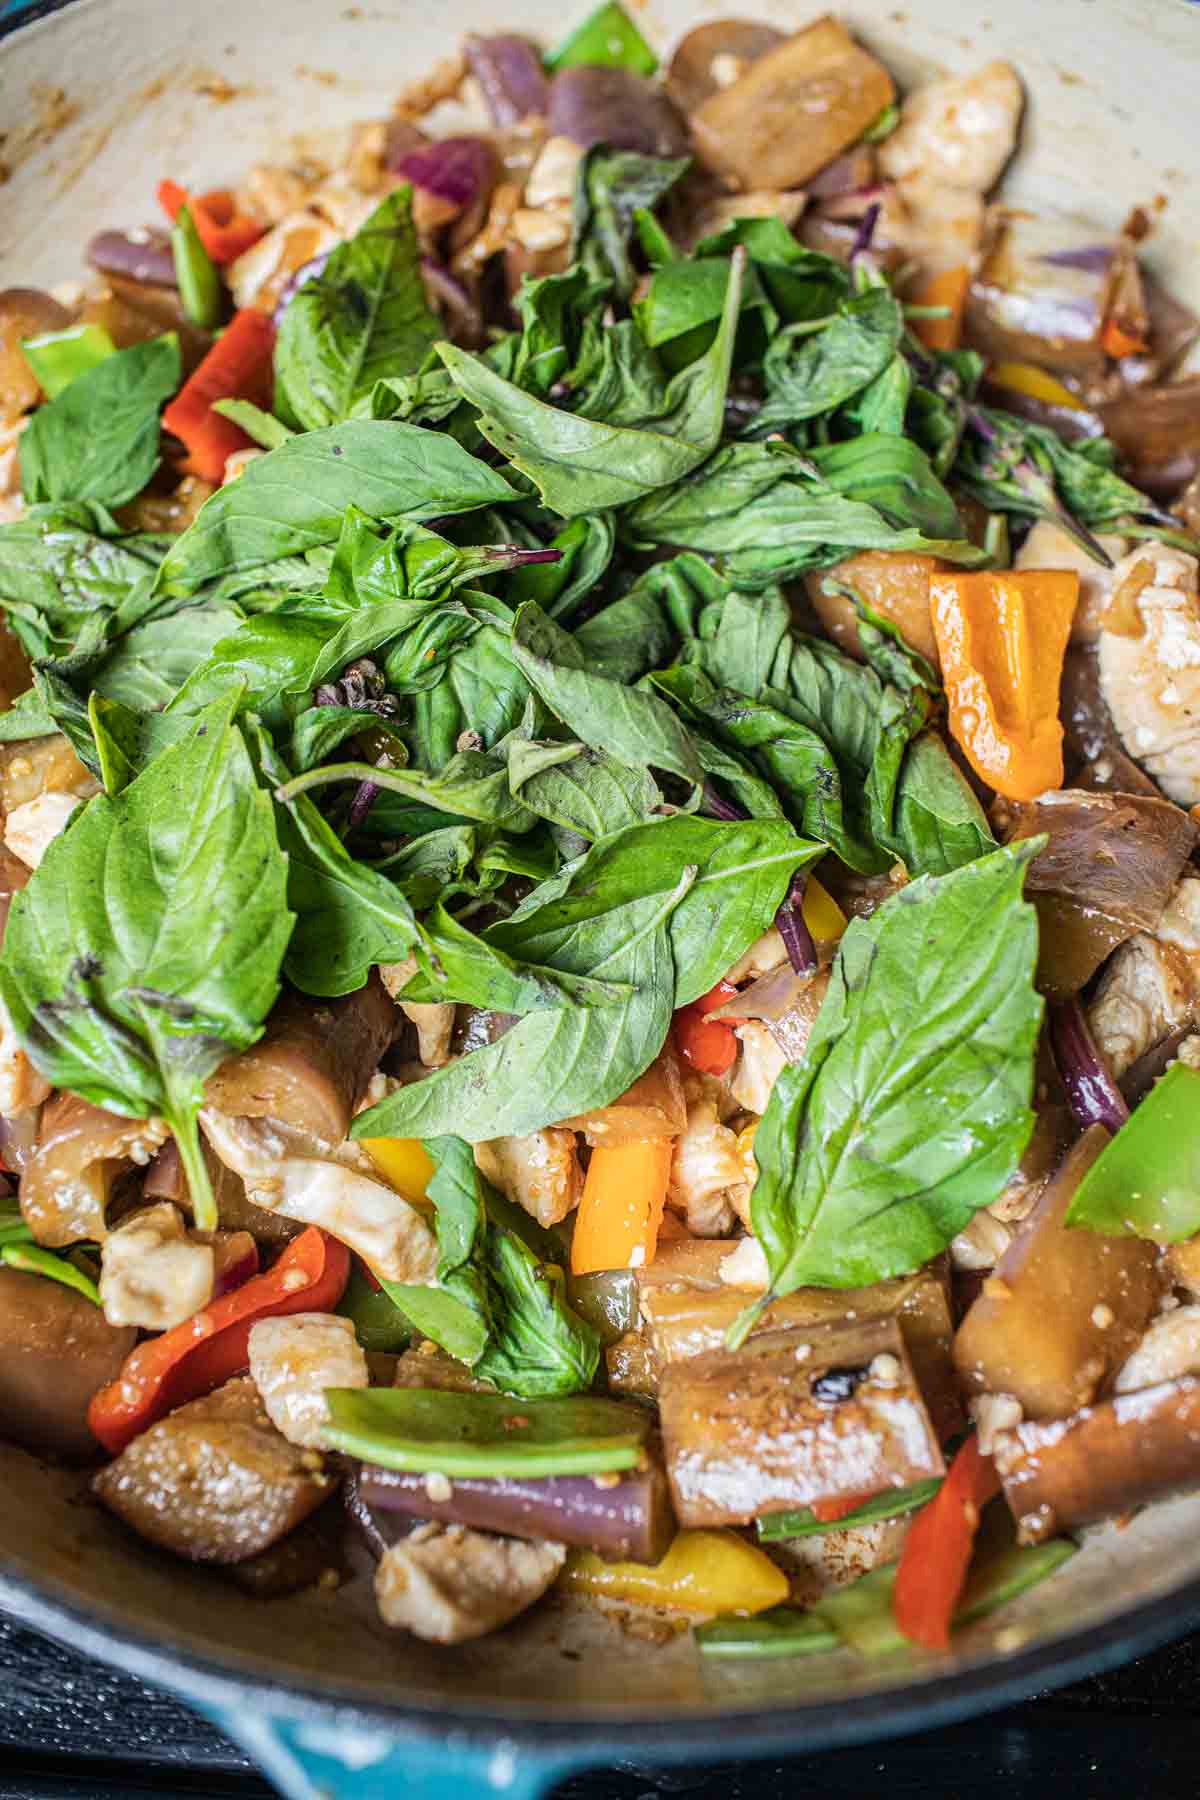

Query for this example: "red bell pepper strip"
[673,979,742,1076]
[158,179,265,266]
[809,1489,881,1524]
[893,1434,1001,1650]
[161,307,276,481]
[87,1226,350,1456]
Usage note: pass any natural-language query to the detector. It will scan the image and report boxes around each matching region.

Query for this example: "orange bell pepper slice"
[87,1226,350,1454]
[893,1435,1000,1650]
[158,178,265,266]
[161,306,276,481]
[570,1138,674,1276]
[930,567,1078,801]
[909,265,970,353]
[1100,315,1150,361]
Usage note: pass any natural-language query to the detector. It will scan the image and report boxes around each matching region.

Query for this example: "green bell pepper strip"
[172,204,223,330]
[1066,1062,1200,1241]
[21,324,116,398]
[545,0,657,74]
[320,1387,652,1477]
[2,1242,101,1306]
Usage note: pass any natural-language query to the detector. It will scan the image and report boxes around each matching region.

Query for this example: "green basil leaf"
[19,335,181,510]
[275,186,440,430]
[0,696,292,1230]
[91,606,245,710]
[400,900,633,1012]
[409,625,531,768]
[0,503,168,661]
[476,1226,600,1398]
[504,511,616,623]
[0,691,57,743]
[156,421,516,597]
[743,842,1043,1310]
[386,1134,492,1364]
[750,287,904,434]
[509,738,661,838]
[210,399,295,450]
[572,146,687,297]
[435,250,742,516]
[277,748,536,833]
[285,703,407,774]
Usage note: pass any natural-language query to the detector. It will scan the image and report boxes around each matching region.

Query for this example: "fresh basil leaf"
[0,691,57,743]
[742,842,1042,1311]
[435,250,743,516]
[505,512,615,623]
[847,352,913,438]
[0,696,291,1230]
[409,625,530,768]
[573,585,675,684]
[20,335,180,510]
[378,825,479,908]
[510,601,702,786]
[285,703,407,774]
[386,1134,492,1364]
[509,738,660,838]
[0,503,168,661]
[278,747,536,833]
[694,220,848,324]
[210,399,295,449]
[634,255,775,367]
[476,1225,600,1398]
[572,147,687,298]
[168,613,333,720]
[90,606,244,710]
[275,187,439,430]
[402,900,633,1012]
[546,0,657,76]
[156,422,516,596]
[750,287,904,434]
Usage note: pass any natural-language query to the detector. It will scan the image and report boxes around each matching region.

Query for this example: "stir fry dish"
[5,4,1200,1661]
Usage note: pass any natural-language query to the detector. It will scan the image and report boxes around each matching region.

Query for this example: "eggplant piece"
[358,1447,674,1563]
[547,66,689,157]
[462,33,549,127]
[87,228,177,289]
[605,1331,658,1398]
[965,213,1120,377]
[659,1316,943,1528]
[994,1376,1200,1544]
[93,1377,335,1563]
[20,1094,167,1247]
[205,974,395,1144]
[1099,376,1200,500]
[953,1127,1161,1420]
[0,1266,136,1461]
[1061,643,1162,798]
[663,18,786,115]
[691,18,893,193]
[998,787,1197,995]
[0,287,72,417]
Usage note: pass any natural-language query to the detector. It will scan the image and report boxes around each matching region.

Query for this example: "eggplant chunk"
[658,1317,943,1528]
[205,975,395,1144]
[0,1267,136,1462]
[690,17,894,192]
[663,18,787,115]
[93,1377,334,1563]
[994,1377,1200,1544]
[359,1450,675,1564]
[953,1128,1161,1419]
[21,1094,169,1247]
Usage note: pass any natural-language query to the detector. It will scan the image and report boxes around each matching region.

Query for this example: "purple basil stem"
[1050,997,1130,1134]
[357,1457,676,1564]
[463,33,549,126]
[702,779,749,823]
[273,251,330,326]
[775,874,817,976]
[348,780,381,830]
[395,137,496,211]
[849,201,882,267]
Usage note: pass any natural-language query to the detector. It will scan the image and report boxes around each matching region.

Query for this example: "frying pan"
[3,1,1200,1793]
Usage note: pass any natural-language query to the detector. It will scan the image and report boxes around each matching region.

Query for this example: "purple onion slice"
[775,874,817,976]
[395,137,496,211]
[1050,997,1130,1134]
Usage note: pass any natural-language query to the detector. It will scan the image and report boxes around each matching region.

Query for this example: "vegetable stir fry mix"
[5,3,1200,1658]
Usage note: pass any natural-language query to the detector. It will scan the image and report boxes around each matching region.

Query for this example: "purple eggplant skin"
[357,1453,676,1564]
[463,33,550,126]
[88,229,178,289]
[548,65,690,157]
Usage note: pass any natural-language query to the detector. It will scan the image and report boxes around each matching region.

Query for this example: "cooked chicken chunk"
[475,1129,582,1228]
[722,927,786,986]
[379,958,456,1068]
[374,1522,565,1643]
[1088,875,1200,1075]
[99,1202,214,1331]
[1115,1305,1200,1393]
[226,211,340,313]
[0,997,50,1115]
[1098,546,1200,804]
[248,1312,368,1449]
[200,1109,438,1284]
[1015,522,1130,642]
[4,791,81,869]
[878,61,1023,193]
[729,1021,787,1114]
[669,1100,744,1238]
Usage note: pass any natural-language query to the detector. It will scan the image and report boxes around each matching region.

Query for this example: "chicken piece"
[200,1109,438,1285]
[883,176,985,274]
[0,996,50,1115]
[668,1100,743,1238]
[226,211,340,314]
[4,790,82,869]
[1097,546,1200,805]
[239,161,323,226]
[1114,1305,1200,1393]
[878,61,1023,194]
[475,1129,581,1229]
[93,1377,333,1563]
[728,1021,787,1115]
[1015,522,1131,643]
[523,135,584,208]
[248,1312,368,1448]
[392,48,467,121]
[1088,874,1200,1076]
[99,1202,214,1332]
[378,958,455,1068]
[722,927,786,986]
[374,1521,565,1643]
[718,1234,769,1289]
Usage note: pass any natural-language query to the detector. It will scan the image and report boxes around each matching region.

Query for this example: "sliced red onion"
[1050,997,1130,1134]
[849,202,882,269]
[88,228,177,288]
[1039,246,1115,274]
[273,252,330,326]
[775,874,817,976]
[817,183,887,222]
[395,137,496,211]
[463,33,549,127]
[421,257,482,341]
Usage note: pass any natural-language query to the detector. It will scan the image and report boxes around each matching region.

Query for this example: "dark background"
[2,1613,1198,1800]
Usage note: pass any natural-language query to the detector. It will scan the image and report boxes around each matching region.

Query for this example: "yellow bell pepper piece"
[801,874,846,944]
[359,1137,435,1206]
[988,361,1084,412]
[560,1529,788,1616]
